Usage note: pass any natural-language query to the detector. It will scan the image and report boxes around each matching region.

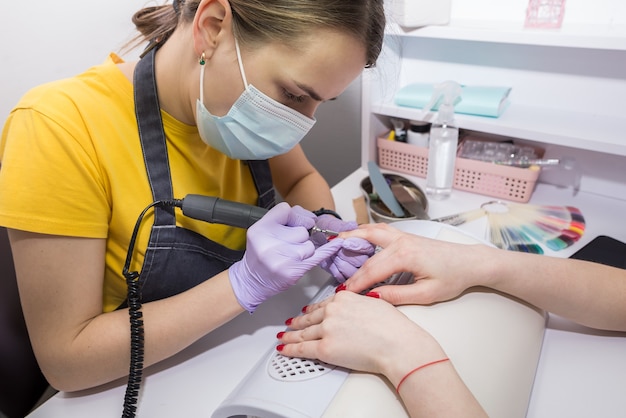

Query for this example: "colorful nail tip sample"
[435,201,585,254]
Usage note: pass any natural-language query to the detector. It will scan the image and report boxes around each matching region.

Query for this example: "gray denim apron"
[130,46,276,304]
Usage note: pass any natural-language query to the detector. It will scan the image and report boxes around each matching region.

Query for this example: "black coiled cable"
[121,199,181,418]
[122,269,143,418]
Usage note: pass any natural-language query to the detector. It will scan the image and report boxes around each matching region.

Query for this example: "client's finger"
[276,340,320,361]
[286,304,326,330]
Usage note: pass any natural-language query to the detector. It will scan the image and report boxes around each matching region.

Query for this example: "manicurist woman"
[0,0,384,397]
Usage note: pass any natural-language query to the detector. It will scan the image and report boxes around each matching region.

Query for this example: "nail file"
[367,161,405,217]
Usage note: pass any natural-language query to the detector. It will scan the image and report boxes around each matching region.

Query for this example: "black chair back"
[0,227,49,418]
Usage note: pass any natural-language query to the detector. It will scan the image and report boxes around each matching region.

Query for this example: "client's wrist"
[382,330,447,389]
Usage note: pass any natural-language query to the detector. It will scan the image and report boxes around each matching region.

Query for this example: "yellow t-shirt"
[0,54,259,312]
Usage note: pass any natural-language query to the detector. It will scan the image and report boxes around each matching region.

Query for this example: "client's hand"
[311,215,375,282]
[229,203,344,312]
[277,291,445,379]
[340,223,488,305]
[278,290,487,417]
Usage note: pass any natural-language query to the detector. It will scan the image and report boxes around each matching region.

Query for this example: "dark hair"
[131,0,385,68]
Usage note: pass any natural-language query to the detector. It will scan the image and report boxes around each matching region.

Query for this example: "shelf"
[370,102,626,157]
[389,20,626,51]
[367,16,626,199]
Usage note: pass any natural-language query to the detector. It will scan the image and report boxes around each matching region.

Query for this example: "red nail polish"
[335,283,346,293]
[365,291,380,298]
[276,331,285,339]
[285,317,293,326]
[276,344,285,352]
[301,305,308,313]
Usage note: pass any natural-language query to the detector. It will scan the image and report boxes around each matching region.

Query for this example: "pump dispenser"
[424,81,462,200]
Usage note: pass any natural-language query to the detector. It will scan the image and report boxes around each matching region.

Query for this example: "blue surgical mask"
[196,38,316,160]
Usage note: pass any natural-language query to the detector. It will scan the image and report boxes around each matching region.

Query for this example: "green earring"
[199,52,206,66]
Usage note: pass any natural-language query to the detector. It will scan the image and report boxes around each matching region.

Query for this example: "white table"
[30,169,626,417]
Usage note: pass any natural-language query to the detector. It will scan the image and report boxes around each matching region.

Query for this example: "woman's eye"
[282,89,306,103]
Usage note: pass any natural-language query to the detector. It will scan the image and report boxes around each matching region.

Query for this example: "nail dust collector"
[212,281,349,418]
[212,349,349,418]
[213,221,548,418]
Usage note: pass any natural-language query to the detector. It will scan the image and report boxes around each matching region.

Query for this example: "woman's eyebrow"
[295,82,337,102]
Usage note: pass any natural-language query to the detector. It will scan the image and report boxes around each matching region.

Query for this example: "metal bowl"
[360,174,429,223]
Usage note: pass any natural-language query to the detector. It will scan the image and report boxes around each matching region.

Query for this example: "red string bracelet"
[396,358,450,394]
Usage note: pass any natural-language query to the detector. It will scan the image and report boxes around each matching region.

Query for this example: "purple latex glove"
[229,203,344,313]
[311,214,376,282]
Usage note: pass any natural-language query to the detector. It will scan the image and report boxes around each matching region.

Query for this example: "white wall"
[1,0,149,120]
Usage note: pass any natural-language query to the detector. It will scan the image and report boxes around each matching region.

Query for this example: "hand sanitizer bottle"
[426,81,462,200]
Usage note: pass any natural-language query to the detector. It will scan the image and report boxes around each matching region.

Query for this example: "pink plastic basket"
[377,137,542,203]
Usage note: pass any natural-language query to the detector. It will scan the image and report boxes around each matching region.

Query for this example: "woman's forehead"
[250,31,367,99]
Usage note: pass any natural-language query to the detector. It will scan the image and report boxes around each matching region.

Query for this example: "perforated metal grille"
[268,352,336,382]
